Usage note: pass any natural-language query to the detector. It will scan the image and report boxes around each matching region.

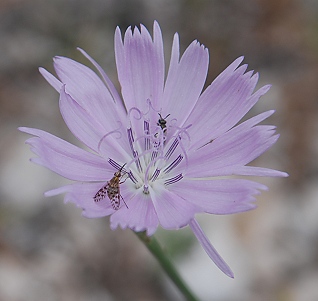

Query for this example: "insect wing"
[111,194,121,210]
[107,175,125,210]
[94,164,128,210]
[94,183,108,203]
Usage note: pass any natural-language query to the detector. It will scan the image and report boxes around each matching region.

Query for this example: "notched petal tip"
[53,56,63,62]
[38,67,62,92]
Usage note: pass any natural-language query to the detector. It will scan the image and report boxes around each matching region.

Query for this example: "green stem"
[135,231,201,301]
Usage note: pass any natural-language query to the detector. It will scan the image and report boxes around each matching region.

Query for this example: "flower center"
[105,105,191,195]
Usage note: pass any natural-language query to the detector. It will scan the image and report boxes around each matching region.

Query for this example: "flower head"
[20,21,287,278]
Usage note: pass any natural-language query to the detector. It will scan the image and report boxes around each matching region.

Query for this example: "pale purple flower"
[19,21,287,278]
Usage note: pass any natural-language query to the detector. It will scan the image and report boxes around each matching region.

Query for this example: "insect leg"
[120,194,129,209]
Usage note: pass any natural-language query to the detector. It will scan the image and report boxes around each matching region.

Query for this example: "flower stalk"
[135,231,201,301]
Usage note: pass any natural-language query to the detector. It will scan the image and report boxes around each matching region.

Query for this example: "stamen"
[143,159,152,188]
[176,135,189,172]
[108,158,123,170]
[163,154,183,174]
[143,184,149,194]
[131,127,165,163]
[97,122,122,153]
[127,128,142,172]
[143,152,165,189]
[151,131,164,159]
[151,150,158,161]
[108,158,138,184]
[133,150,142,172]
[163,123,192,174]
[125,148,154,172]
[165,137,179,160]
[178,124,192,141]
[127,127,135,153]
[128,171,138,184]
[128,107,143,120]
[144,120,151,150]
[169,118,178,126]
[151,133,166,164]
[150,168,161,182]
[164,173,183,185]
[146,98,161,113]
[170,123,192,141]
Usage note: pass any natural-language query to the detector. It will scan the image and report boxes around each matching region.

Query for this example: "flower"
[19,21,287,278]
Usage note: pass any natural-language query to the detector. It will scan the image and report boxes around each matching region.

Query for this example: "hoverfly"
[94,164,128,210]
[157,113,170,133]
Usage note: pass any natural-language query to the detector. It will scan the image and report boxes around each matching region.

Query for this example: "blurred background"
[1,0,318,300]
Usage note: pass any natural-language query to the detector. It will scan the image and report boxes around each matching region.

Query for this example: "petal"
[165,33,180,91]
[110,187,159,236]
[59,87,130,161]
[46,182,115,218]
[150,186,199,230]
[77,47,126,115]
[186,57,271,147]
[115,22,165,112]
[39,67,63,92]
[185,121,280,178]
[189,219,234,278]
[170,178,267,214]
[114,26,125,91]
[19,127,113,181]
[230,110,275,132]
[232,166,289,177]
[59,86,105,152]
[163,39,209,126]
[53,56,126,132]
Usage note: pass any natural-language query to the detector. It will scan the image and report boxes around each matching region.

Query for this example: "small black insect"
[157,113,170,132]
